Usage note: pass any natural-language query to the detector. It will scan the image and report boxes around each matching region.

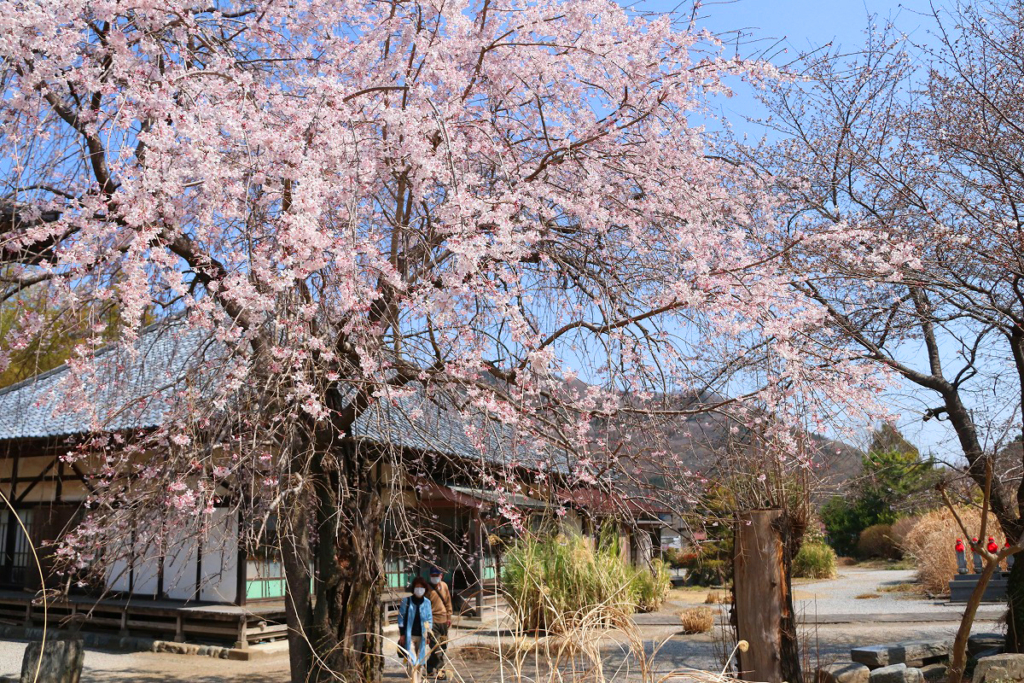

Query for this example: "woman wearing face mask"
[397,576,433,677]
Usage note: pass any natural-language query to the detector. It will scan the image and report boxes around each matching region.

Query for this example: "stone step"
[851,641,949,669]
[968,632,1005,658]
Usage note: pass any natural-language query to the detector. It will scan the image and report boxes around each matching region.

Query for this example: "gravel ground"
[794,567,1001,617]
[0,620,997,682]
[431,622,980,682]
[0,642,291,682]
[0,568,1004,681]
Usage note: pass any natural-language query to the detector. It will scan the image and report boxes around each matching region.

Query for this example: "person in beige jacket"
[426,566,453,679]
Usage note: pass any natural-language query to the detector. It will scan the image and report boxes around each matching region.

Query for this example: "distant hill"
[560,383,864,512]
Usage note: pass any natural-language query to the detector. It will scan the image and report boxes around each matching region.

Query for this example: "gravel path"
[794,567,1001,618]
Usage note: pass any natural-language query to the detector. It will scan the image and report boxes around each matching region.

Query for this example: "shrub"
[857,524,901,559]
[900,507,982,595]
[793,541,838,579]
[679,607,714,634]
[664,548,697,570]
[635,559,672,612]
[502,529,670,630]
[681,554,729,586]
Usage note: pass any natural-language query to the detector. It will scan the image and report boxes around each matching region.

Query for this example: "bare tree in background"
[744,0,1024,651]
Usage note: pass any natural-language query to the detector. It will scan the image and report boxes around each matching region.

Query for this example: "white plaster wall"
[107,556,132,593]
[163,525,199,601]
[132,551,160,598]
[199,508,238,603]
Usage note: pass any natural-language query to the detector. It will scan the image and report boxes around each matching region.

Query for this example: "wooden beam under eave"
[15,457,57,504]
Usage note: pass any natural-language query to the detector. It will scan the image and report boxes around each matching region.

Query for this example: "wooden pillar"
[235,510,247,607]
[473,510,483,612]
[733,508,802,683]
[234,615,249,650]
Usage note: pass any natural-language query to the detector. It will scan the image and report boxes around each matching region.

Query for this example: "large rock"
[974,653,1024,682]
[852,642,950,668]
[868,663,924,683]
[19,636,84,683]
[818,661,871,683]
[969,633,1006,658]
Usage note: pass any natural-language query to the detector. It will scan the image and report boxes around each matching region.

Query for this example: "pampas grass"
[502,528,670,632]
[900,507,982,595]
[793,541,838,579]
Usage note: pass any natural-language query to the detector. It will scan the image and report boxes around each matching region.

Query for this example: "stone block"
[969,633,1006,658]
[868,664,925,683]
[19,636,84,683]
[852,642,949,668]
[974,653,1024,682]
[905,668,925,683]
[818,661,870,683]
[870,664,909,683]
[950,574,1009,603]
[919,663,947,683]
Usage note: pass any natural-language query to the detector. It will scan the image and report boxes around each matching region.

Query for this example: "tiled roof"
[0,323,566,471]
[354,390,569,471]
[0,323,221,440]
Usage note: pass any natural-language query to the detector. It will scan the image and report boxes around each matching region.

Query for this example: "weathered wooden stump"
[19,635,84,683]
[733,508,802,683]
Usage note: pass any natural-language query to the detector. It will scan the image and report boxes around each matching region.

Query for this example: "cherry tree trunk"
[1007,551,1024,653]
[733,509,802,683]
[283,441,386,683]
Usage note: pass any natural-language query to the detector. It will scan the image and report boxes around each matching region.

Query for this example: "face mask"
[430,576,441,585]
[413,587,426,598]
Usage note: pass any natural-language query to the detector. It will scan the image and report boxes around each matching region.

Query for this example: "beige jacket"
[427,580,453,623]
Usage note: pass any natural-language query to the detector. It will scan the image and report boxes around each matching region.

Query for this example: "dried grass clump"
[857,524,900,559]
[900,506,982,595]
[679,607,715,634]
[890,516,920,549]
[704,591,730,604]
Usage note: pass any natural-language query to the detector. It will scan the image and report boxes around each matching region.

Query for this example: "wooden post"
[733,508,802,683]
[474,510,483,612]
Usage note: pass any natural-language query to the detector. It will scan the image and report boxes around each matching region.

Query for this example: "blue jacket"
[398,596,432,665]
